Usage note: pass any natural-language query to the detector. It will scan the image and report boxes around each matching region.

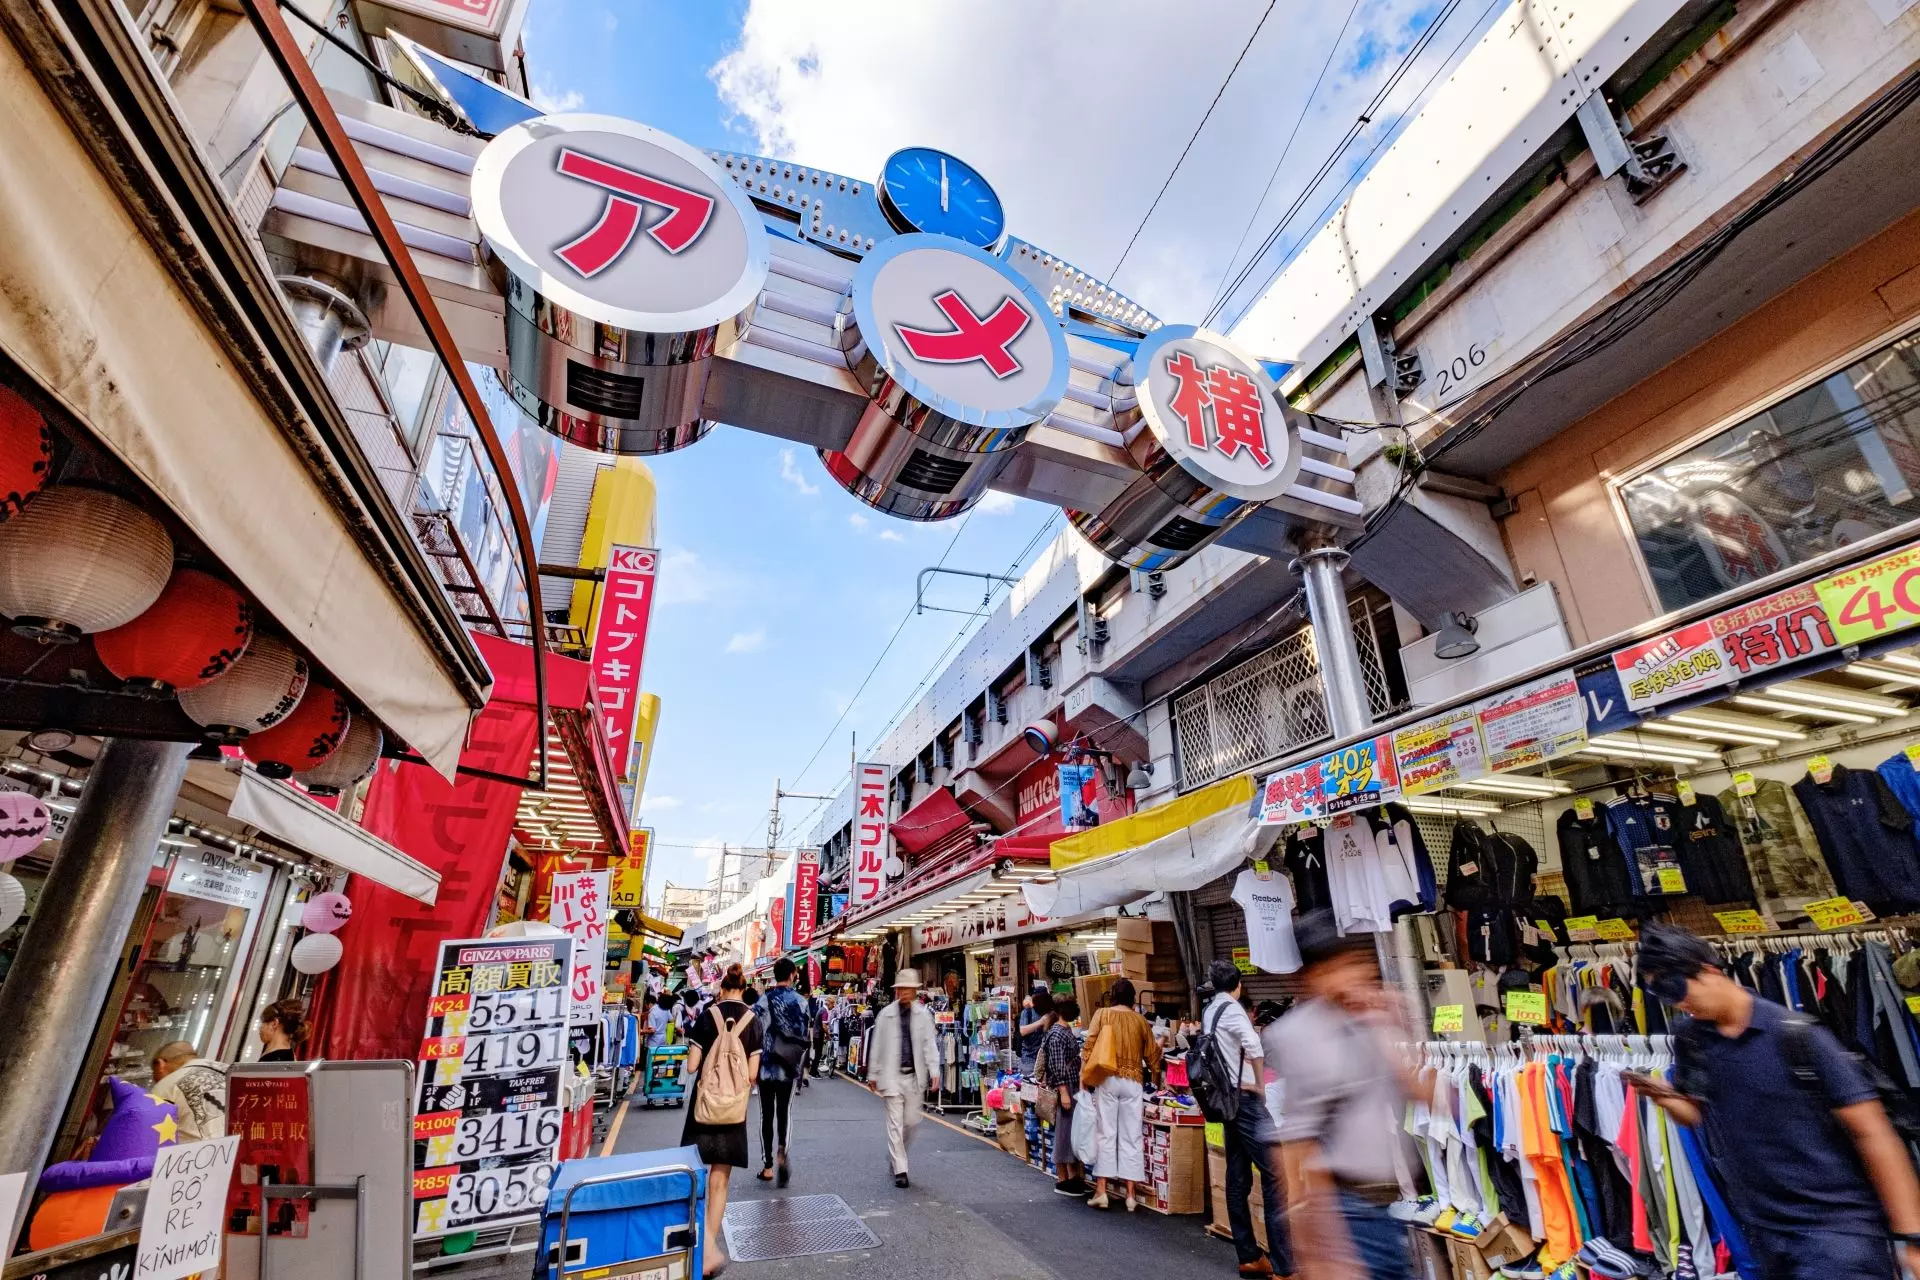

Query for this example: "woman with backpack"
[681,964,763,1279]
[757,957,810,1184]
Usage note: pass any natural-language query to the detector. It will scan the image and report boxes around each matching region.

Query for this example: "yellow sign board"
[610,827,652,909]
[1432,1004,1466,1034]
[1572,797,1594,820]
[1805,896,1865,930]
[1595,918,1637,941]
[1815,542,1920,645]
[1732,771,1757,797]
[1715,910,1769,935]
[1505,991,1549,1025]
[1565,915,1599,941]
[1656,867,1687,894]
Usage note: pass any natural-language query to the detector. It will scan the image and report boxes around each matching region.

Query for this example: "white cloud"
[848,511,870,530]
[654,547,714,605]
[725,628,768,654]
[711,0,1470,327]
[530,78,584,113]
[779,447,820,496]
[879,529,904,543]
[643,795,682,811]
[975,490,1018,516]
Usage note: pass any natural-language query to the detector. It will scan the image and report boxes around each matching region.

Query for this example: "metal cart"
[539,1150,704,1280]
[639,1044,688,1108]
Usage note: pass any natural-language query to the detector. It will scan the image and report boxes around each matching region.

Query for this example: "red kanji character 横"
[1205,366,1272,468]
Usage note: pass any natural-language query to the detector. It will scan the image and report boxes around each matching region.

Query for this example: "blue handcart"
[640,1043,688,1108]
[540,1148,706,1280]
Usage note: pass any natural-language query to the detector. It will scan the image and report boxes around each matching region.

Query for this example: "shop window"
[381,344,439,454]
[1621,329,1920,612]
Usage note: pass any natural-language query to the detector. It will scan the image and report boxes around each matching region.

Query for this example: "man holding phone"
[1636,925,1920,1280]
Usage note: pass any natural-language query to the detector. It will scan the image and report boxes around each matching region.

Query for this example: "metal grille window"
[1172,600,1394,791]
[1621,328,1920,612]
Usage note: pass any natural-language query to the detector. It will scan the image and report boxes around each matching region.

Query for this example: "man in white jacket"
[868,968,939,1187]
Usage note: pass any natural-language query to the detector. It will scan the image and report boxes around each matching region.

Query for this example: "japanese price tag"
[1714,910,1769,934]
[1595,918,1637,941]
[1805,896,1865,929]
[1505,991,1549,1025]
[1432,1004,1466,1034]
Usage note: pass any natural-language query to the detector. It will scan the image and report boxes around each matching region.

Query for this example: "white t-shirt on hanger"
[1324,815,1394,935]
[1231,868,1302,973]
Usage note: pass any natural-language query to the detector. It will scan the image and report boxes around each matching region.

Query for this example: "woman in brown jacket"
[1080,978,1162,1210]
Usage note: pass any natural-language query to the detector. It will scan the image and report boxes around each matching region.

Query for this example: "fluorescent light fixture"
[1406,797,1504,817]
[1731,694,1876,725]
[1766,680,1904,715]
[1590,734,1717,761]
[1455,777,1571,797]
[1664,712,1806,741]
[1579,746,1695,766]
[1640,722,1785,748]
[1847,662,1920,689]
[1877,653,1920,673]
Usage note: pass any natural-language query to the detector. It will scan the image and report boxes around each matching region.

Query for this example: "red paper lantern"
[93,569,253,696]
[243,682,349,779]
[0,384,52,521]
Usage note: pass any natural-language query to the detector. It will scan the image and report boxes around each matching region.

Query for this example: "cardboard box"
[1120,952,1150,980]
[994,1110,1028,1161]
[1075,973,1119,1019]
[1411,1229,1453,1280]
[1446,1238,1492,1280]
[1116,916,1154,946]
[1206,1145,1269,1248]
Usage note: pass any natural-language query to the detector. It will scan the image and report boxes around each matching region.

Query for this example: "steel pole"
[1293,544,1372,738]
[276,272,368,373]
[0,738,191,1253]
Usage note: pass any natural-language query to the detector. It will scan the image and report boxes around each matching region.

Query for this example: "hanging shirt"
[1673,793,1757,906]
[1877,750,1920,822]
[1369,803,1438,915]
[1325,815,1394,936]
[1602,793,1686,896]
[1718,778,1837,912]
[1556,809,1640,916]
[1792,765,1920,914]
[1231,869,1302,973]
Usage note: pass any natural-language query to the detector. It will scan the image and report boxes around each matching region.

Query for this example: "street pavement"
[610,1075,1229,1280]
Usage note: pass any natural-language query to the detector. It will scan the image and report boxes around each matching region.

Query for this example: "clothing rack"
[1712,924,1914,953]
[1417,1034,1670,1063]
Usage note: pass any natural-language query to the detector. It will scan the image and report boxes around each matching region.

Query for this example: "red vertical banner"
[590,546,657,781]
[225,1074,313,1240]
[311,696,539,1061]
[791,852,819,948]
[852,762,889,907]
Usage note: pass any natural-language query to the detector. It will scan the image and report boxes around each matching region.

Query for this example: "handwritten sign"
[137,1136,240,1280]
[549,868,610,1024]
[1432,1004,1466,1034]
[1505,991,1548,1025]
[1657,867,1688,894]
[1806,896,1865,930]
[1815,541,1920,645]
[1565,915,1599,941]
[1573,797,1594,820]
[1595,918,1638,941]
[1715,910,1769,934]
[1733,771,1757,797]
[1809,755,1834,784]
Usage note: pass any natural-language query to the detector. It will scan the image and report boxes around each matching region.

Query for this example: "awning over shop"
[1025,775,1274,919]
[894,786,973,855]
[478,632,629,856]
[638,914,683,942]
[229,769,440,904]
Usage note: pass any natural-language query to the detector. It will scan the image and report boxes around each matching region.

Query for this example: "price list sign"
[411,936,573,1238]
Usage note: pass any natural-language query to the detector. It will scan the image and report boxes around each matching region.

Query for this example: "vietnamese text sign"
[1258,734,1401,824]
[1393,708,1487,797]
[412,937,571,1237]
[791,852,820,948]
[591,546,659,780]
[1477,670,1587,773]
[1816,541,1920,646]
[852,761,890,906]
[549,869,611,1023]
[137,1136,240,1280]
[224,1074,311,1239]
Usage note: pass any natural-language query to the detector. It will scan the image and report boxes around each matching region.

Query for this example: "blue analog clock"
[876,147,1006,249]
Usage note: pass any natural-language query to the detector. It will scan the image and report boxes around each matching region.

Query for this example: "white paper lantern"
[0,872,24,931]
[0,485,173,642]
[178,633,309,742]
[290,931,343,974]
[294,716,382,795]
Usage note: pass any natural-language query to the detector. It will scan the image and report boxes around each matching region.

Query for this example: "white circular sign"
[472,113,768,335]
[850,234,1068,430]
[1128,325,1303,502]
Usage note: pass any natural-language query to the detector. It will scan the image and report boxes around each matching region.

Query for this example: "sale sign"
[411,937,571,1237]
[791,851,820,948]
[1816,541,1920,645]
[852,761,890,906]
[549,868,611,1024]
[1258,734,1400,824]
[1613,581,1839,711]
[590,546,658,780]
[138,1137,241,1280]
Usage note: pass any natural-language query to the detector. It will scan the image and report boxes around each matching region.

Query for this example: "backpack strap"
[1780,1015,1825,1096]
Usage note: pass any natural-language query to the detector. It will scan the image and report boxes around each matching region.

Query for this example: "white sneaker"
[1087,1193,1110,1210]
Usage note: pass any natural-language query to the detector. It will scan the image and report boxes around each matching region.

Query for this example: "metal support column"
[1291,544,1372,738]
[0,738,192,1253]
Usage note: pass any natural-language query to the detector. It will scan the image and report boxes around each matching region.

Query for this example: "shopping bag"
[1071,1089,1098,1165]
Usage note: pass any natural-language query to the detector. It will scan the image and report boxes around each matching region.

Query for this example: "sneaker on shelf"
[1497,1257,1545,1280]
[1431,1208,1460,1234]
[1448,1215,1485,1240]
[1387,1200,1421,1223]
[1412,1200,1447,1226]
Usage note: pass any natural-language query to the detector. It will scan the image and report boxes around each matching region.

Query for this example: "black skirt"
[680,1078,750,1168]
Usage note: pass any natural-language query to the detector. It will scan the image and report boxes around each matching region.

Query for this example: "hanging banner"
[590,545,659,780]
[1612,580,1838,712]
[1476,669,1587,773]
[548,868,611,1024]
[411,936,571,1238]
[852,761,890,906]
[223,1075,313,1241]
[610,828,651,909]
[1815,541,1920,647]
[791,851,820,948]
[1392,707,1487,797]
[1573,656,1642,735]
[1058,762,1101,830]
[314,681,538,1061]
[1258,733,1401,824]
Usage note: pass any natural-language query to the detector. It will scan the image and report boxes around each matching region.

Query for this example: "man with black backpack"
[1636,924,1920,1280]
[1197,960,1294,1278]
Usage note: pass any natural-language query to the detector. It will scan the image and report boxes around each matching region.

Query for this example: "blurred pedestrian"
[1082,977,1161,1211]
[868,968,938,1187]
[1270,912,1429,1280]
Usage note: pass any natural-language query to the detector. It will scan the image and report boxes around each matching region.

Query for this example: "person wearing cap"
[867,967,939,1187]
[1269,911,1431,1280]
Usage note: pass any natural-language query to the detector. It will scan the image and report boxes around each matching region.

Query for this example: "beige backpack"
[694,1008,756,1125]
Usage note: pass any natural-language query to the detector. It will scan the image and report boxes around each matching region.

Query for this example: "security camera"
[1022,718,1058,755]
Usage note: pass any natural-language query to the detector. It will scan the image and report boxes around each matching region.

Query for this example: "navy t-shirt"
[1792,765,1920,913]
[1677,997,1884,1235]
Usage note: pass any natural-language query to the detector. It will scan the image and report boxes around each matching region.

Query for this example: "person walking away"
[1082,977,1161,1211]
[149,1042,227,1141]
[645,991,671,1049]
[1018,988,1049,1075]
[1039,996,1090,1196]
[1634,924,1920,1280]
[868,968,938,1187]
[257,999,307,1061]
[757,957,810,1185]
[681,965,762,1279]
[1201,961,1294,1277]
[1270,912,1431,1280]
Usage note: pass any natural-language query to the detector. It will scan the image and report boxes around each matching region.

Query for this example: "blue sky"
[518,0,1485,897]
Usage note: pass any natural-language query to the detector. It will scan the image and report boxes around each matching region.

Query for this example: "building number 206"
[1429,343,1488,398]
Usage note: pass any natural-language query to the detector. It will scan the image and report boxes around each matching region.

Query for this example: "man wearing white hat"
[868,967,939,1187]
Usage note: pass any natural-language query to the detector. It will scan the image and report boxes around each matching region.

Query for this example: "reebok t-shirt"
[1231,869,1302,973]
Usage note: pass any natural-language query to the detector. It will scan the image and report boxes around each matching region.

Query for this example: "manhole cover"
[721,1194,879,1261]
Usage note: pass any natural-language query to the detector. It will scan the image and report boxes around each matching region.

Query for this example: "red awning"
[894,786,972,856]
[987,833,1063,864]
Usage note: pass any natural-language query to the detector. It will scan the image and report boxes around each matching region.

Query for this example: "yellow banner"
[610,827,651,909]
[1815,542,1920,645]
[1050,774,1256,871]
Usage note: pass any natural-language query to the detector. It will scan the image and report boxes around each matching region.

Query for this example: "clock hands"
[940,157,949,213]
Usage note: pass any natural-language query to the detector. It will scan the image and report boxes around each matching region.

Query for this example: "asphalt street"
[609,1074,1230,1280]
